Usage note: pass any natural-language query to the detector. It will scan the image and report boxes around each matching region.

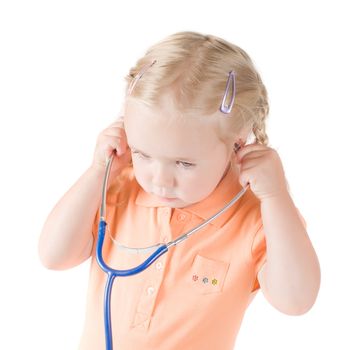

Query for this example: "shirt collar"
[134,162,247,229]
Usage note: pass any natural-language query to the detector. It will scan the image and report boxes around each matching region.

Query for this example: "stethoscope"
[96,152,249,349]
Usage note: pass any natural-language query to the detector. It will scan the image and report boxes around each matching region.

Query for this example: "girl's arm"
[236,143,320,315]
[38,166,103,270]
[38,119,131,270]
[258,192,321,315]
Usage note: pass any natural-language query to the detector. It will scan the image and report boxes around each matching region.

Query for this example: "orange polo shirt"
[79,162,269,350]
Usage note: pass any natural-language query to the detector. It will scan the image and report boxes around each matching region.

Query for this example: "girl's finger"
[236,143,270,160]
[103,128,125,137]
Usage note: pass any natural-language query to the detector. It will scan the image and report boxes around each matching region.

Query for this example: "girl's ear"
[233,129,257,152]
[233,124,254,152]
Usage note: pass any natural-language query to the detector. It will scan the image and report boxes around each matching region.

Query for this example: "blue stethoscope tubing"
[96,153,249,350]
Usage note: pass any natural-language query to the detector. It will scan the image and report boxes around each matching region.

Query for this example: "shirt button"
[147,286,155,295]
[161,235,169,242]
[155,262,163,270]
[177,213,186,221]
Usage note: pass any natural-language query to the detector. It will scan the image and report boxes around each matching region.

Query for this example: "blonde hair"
[124,31,269,147]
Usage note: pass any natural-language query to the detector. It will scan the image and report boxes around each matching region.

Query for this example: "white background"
[0,0,359,349]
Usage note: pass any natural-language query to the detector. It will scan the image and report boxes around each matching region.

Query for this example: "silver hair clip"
[220,71,236,114]
[127,59,157,96]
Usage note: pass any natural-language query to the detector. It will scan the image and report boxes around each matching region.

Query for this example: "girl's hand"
[91,117,132,177]
[235,143,288,201]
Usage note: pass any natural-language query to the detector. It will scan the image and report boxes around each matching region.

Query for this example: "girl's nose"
[152,164,175,194]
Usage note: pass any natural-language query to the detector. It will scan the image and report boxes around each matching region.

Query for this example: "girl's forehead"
[124,99,224,157]
[124,96,220,128]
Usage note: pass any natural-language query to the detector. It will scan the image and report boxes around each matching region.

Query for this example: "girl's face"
[124,95,234,209]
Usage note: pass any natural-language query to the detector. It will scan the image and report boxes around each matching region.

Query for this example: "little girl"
[39,31,320,350]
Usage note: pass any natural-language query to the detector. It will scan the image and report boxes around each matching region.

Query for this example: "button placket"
[133,312,147,324]
[159,207,172,242]
[132,274,163,331]
[132,303,153,330]
[160,207,171,221]
[131,208,171,331]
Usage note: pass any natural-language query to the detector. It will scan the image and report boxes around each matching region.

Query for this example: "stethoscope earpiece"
[233,139,246,153]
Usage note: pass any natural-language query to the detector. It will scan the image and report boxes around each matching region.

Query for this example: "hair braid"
[252,79,269,146]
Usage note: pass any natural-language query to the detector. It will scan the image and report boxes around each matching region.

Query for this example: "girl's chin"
[157,196,178,202]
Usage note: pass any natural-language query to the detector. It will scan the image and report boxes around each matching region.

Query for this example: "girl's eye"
[131,151,150,159]
[176,161,195,168]
[131,151,195,169]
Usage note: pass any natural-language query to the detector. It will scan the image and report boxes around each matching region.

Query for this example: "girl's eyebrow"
[129,145,197,162]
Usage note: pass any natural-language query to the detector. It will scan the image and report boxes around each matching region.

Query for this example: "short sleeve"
[250,225,267,292]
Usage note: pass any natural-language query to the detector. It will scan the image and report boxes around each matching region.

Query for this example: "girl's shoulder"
[106,165,138,205]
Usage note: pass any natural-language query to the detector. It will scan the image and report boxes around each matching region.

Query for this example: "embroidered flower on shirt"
[193,274,218,287]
